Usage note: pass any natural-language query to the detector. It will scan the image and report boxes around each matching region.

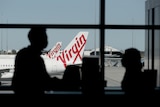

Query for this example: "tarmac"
[105,66,125,87]
[0,65,149,97]
[0,66,126,87]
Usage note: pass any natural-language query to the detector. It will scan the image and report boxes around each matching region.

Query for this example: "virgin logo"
[47,43,61,59]
[57,34,86,68]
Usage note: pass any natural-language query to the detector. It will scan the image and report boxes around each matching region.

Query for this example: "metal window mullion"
[100,0,105,82]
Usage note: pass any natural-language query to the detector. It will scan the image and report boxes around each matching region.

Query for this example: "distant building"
[0,49,17,54]
[145,0,160,86]
[84,46,123,58]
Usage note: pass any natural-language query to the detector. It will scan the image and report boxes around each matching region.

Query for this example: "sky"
[0,0,146,51]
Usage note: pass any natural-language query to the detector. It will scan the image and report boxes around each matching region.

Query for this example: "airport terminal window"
[0,0,159,95]
[105,29,145,87]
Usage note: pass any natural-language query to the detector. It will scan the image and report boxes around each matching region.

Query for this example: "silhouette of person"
[11,27,52,97]
[81,56,104,96]
[121,48,144,96]
[62,65,81,91]
[51,65,81,91]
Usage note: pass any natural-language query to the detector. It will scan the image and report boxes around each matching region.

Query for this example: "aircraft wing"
[0,69,10,73]
[105,57,122,60]
[105,58,122,67]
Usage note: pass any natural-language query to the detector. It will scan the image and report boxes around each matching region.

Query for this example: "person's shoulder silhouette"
[12,27,52,97]
[121,48,144,95]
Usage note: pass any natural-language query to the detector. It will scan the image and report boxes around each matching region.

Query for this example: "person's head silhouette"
[121,48,142,70]
[28,27,48,52]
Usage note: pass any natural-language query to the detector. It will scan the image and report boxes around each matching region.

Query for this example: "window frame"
[0,0,160,93]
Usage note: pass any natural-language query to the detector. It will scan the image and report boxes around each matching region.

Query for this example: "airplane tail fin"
[46,42,62,59]
[57,32,89,67]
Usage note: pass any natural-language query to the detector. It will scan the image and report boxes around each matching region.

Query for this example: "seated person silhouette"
[11,27,53,97]
[62,65,81,91]
[52,65,81,91]
[121,48,144,96]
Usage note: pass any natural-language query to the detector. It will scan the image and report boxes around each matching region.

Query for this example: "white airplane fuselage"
[0,31,89,79]
[0,55,66,78]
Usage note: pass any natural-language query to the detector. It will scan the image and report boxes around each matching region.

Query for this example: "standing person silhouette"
[121,48,144,96]
[11,27,52,98]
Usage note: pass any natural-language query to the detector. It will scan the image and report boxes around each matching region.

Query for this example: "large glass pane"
[0,29,99,87]
[0,0,100,24]
[106,0,146,25]
[105,29,145,88]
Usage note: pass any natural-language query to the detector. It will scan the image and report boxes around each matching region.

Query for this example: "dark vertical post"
[147,10,150,69]
[99,0,105,93]
[151,8,154,71]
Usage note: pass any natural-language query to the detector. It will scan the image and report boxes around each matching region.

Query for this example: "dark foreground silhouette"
[121,48,156,97]
[51,65,81,91]
[11,27,53,98]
